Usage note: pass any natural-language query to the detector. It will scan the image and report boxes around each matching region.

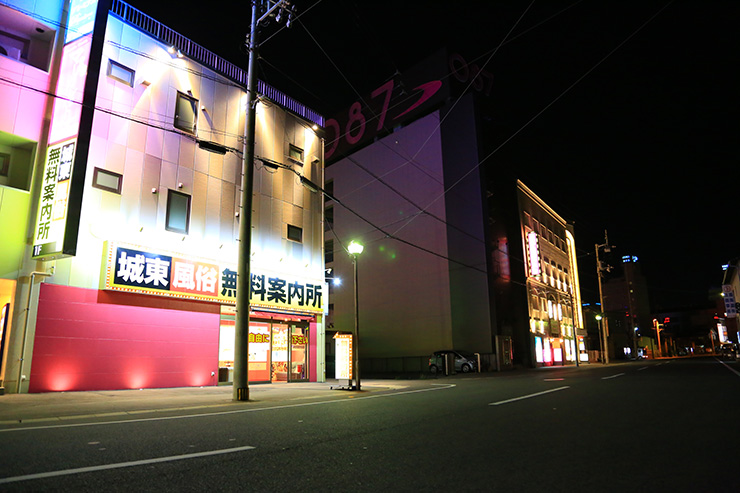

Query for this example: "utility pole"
[595,230,613,364]
[234,0,294,402]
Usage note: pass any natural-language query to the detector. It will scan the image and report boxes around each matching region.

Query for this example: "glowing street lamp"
[348,240,364,390]
[595,314,606,364]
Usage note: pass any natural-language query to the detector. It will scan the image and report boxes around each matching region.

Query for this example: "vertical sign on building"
[32,139,77,259]
[34,0,101,261]
[722,285,737,318]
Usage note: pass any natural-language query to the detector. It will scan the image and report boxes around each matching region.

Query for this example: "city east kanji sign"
[103,242,326,313]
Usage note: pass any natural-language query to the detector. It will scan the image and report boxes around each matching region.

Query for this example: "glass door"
[289,324,309,381]
[271,324,289,382]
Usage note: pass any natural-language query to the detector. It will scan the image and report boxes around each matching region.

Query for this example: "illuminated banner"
[65,0,98,44]
[103,242,326,313]
[334,333,353,380]
[32,139,77,260]
[48,35,92,145]
[526,230,541,278]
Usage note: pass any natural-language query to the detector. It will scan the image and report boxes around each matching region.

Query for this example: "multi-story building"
[324,49,585,371]
[0,0,325,393]
[601,255,652,359]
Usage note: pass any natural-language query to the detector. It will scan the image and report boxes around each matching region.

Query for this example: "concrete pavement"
[0,380,409,426]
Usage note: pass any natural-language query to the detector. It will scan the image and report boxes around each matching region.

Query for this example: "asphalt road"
[1,357,738,492]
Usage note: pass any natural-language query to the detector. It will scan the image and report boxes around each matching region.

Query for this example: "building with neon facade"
[324,49,585,370]
[0,0,326,393]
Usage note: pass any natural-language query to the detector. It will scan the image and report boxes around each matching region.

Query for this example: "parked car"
[429,350,479,374]
[719,342,737,360]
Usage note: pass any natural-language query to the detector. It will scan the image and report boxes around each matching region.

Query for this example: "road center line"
[489,386,569,406]
[0,384,457,433]
[637,366,648,371]
[0,446,256,484]
[601,373,625,380]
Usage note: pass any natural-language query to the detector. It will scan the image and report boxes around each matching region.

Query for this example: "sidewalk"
[0,380,407,426]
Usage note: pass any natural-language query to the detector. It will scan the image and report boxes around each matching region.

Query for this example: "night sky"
[127,0,738,309]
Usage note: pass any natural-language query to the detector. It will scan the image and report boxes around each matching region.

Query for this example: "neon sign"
[527,231,541,277]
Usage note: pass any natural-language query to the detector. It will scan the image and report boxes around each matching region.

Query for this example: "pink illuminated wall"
[29,283,220,392]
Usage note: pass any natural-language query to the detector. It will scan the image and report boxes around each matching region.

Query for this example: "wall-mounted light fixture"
[177,182,183,189]
[151,188,158,194]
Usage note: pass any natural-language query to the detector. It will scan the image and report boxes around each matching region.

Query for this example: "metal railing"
[109,0,324,127]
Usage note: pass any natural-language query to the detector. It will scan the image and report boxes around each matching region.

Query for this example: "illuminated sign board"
[722,285,737,318]
[32,139,77,260]
[48,35,92,145]
[65,0,98,44]
[526,230,541,277]
[334,333,353,380]
[104,242,326,313]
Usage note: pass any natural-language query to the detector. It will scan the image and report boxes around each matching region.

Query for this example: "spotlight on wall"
[177,182,183,189]
[151,188,158,194]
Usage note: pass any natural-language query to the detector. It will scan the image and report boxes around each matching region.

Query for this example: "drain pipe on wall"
[17,269,54,394]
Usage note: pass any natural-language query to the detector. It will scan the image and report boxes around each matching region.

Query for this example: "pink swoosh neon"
[394,80,443,120]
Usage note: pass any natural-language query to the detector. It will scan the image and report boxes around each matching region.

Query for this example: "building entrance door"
[271,324,289,382]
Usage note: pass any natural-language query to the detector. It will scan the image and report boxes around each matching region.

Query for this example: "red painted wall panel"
[30,284,220,392]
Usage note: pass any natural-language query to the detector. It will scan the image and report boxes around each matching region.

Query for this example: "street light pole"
[234,0,294,402]
[595,231,612,365]
[595,314,605,364]
[347,240,364,391]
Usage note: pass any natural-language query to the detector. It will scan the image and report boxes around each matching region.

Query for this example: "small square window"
[288,144,304,163]
[166,189,191,234]
[107,59,135,86]
[92,167,122,194]
[287,224,302,243]
[174,91,198,134]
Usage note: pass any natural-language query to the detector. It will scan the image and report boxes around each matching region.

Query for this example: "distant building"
[324,49,585,371]
[0,0,325,393]
[719,261,739,344]
[601,255,652,359]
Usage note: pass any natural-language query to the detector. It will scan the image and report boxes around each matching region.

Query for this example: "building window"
[0,8,54,72]
[166,189,191,234]
[289,144,304,163]
[325,205,334,229]
[174,91,198,134]
[324,179,334,200]
[107,59,135,86]
[0,153,9,177]
[92,167,122,194]
[325,239,334,264]
[287,224,302,243]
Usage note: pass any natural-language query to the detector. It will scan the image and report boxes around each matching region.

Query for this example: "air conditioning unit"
[0,44,21,60]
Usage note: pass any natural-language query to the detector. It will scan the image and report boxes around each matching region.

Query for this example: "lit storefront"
[103,241,326,386]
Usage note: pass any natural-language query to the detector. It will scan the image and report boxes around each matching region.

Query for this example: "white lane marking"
[717,358,740,378]
[637,367,648,371]
[0,445,255,484]
[601,373,625,380]
[0,384,457,433]
[489,386,569,406]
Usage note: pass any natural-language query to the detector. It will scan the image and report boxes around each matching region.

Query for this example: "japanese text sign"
[104,242,326,313]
